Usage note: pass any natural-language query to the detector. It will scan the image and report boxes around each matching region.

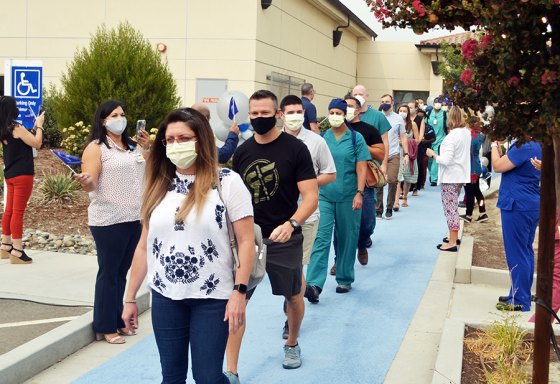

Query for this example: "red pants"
[2,175,34,239]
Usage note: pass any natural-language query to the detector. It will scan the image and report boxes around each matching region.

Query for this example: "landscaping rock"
[22,229,96,256]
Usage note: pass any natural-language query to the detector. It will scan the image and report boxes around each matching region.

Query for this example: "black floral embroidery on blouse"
[174,206,185,231]
[201,239,219,262]
[200,273,220,295]
[160,244,204,284]
[168,176,194,195]
[215,204,225,229]
[152,272,167,293]
[153,238,162,259]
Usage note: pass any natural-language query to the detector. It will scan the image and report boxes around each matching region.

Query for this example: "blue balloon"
[238,123,250,132]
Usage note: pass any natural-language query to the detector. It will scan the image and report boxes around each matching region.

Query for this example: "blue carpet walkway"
[73,186,448,384]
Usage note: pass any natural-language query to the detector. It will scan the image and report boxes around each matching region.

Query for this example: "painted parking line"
[0,316,78,328]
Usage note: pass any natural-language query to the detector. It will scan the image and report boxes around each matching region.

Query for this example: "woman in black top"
[0,96,44,264]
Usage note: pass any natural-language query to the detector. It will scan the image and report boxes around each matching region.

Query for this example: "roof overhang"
[307,0,378,40]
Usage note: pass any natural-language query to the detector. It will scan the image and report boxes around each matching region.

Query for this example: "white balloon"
[426,96,436,106]
[212,120,230,143]
[217,91,250,125]
[481,157,489,167]
[240,130,253,140]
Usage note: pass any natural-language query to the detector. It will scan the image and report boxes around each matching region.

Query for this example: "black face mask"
[250,116,277,135]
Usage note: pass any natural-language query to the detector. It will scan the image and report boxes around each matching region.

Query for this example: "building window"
[393,90,430,106]
[266,72,306,102]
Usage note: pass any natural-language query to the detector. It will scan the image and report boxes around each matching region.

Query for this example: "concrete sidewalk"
[0,250,150,384]
[4,176,542,384]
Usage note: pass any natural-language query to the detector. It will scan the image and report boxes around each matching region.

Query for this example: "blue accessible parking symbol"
[14,68,41,98]
[11,65,43,129]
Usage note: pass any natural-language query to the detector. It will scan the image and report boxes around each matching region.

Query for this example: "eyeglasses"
[161,135,197,146]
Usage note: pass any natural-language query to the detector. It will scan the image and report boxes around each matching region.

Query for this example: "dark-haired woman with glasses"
[122,108,255,383]
[74,100,148,344]
[0,95,44,264]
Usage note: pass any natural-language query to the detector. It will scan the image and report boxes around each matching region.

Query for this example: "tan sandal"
[96,333,126,344]
[0,243,12,259]
[118,328,137,336]
[10,248,33,264]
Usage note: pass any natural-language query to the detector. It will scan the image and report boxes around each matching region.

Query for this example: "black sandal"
[10,248,33,264]
[442,237,461,245]
[0,243,12,259]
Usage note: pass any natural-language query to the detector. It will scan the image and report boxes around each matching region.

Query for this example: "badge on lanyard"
[131,151,145,163]
[433,119,438,125]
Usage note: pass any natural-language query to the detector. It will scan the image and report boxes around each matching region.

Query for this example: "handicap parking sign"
[10,64,43,129]
[13,68,41,98]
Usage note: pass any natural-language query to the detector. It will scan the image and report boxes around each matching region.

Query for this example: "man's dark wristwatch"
[289,219,299,230]
[233,284,248,294]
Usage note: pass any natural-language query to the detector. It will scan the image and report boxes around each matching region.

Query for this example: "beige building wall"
[0,0,261,105]
[357,41,442,107]
[255,0,374,115]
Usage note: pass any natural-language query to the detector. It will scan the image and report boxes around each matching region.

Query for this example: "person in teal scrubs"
[305,99,370,302]
[427,98,448,185]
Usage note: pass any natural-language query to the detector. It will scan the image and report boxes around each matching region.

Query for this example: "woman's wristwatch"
[233,284,248,294]
[356,189,364,196]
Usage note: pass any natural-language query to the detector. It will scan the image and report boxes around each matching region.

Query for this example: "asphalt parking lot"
[0,299,91,355]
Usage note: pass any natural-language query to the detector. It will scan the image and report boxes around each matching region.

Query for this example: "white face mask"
[399,112,408,120]
[105,117,127,135]
[328,114,345,128]
[346,107,356,121]
[166,141,198,170]
[434,103,442,110]
[441,105,449,112]
[283,113,304,131]
[421,104,427,111]
[354,95,366,110]
[409,108,416,115]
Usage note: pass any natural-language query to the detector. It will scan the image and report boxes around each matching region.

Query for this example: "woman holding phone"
[74,100,145,344]
[0,96,44,264]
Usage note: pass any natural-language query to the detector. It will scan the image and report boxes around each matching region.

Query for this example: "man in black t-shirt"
[226,90,318,376]
[343,95,385,266]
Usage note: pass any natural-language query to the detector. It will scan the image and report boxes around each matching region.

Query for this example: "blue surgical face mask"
[380,103,392,112]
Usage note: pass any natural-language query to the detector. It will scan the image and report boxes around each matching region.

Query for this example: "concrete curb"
[431,319,464,384]
[453,236,473,284]
[0,290,151,384]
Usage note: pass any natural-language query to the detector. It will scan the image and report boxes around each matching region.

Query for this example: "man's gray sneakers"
[283,344,302,369]
[224,371,240,384]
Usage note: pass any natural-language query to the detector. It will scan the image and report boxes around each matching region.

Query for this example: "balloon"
[217,91,250,125]
[240,130,253,140]
[481,157,489,167]
[238,123,250,132]
[212,120,230,143]
[426,96,436,106]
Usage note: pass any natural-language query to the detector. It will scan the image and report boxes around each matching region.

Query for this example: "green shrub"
[40,94,63,148]
[61,121,91,156]
[39,173,80,204]
[48,21,180,135]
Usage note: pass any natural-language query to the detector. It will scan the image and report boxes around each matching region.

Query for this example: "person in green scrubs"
[305,98,370,302]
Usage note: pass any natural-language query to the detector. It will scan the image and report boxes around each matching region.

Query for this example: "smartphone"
[136,119,146,139]
[39,105,45,115]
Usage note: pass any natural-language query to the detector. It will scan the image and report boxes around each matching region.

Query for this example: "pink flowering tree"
[366,1,559,383]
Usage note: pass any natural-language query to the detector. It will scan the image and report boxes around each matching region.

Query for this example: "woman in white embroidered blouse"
[426,106,471,252]
[122,108,255,383]
[74,100,148,345]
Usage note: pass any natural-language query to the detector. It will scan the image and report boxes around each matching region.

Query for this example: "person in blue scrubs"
[492,139,542,311]
[305,98,370,302]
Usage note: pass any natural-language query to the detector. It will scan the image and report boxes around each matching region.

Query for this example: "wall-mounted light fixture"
[157,43,167,53]
[333,16,350,47]
[261,0,272,9]
[431,47,440,75]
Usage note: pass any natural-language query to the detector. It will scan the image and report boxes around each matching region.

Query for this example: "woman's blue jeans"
[151,290,229,384]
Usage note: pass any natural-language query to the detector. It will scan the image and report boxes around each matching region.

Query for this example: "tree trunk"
[532,141,556,384]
